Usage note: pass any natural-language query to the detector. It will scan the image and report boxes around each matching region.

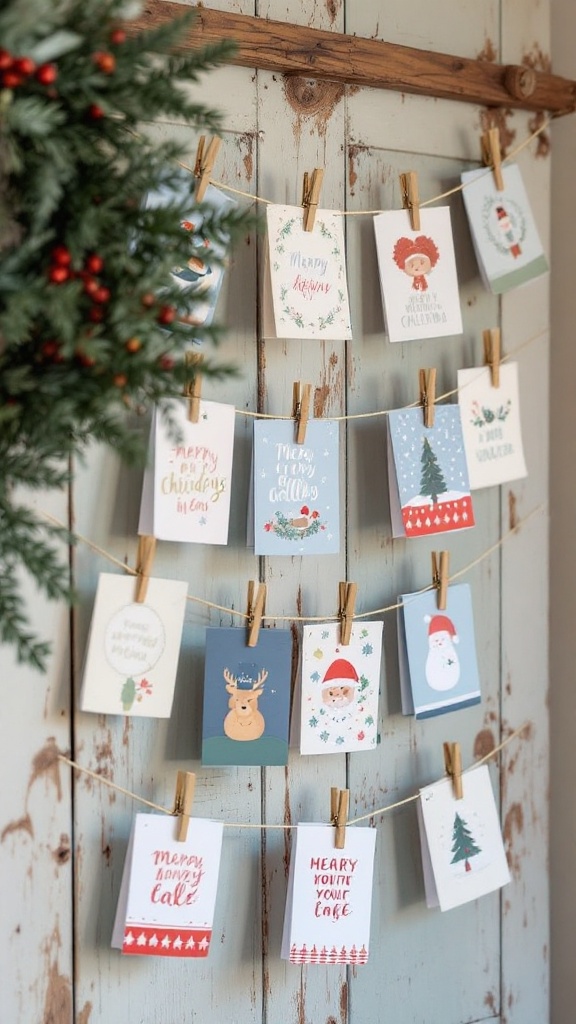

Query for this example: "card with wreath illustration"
[457,361,527,489]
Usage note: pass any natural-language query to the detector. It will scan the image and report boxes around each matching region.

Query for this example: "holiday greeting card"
[373,207,463,343]
[417,764,510,911]
[300,621,383,754]
[251,418,340,556]
[457,362,527,490]
[397,583,481,718]
[262,204,352,341]
[460,163,548,294]
[138,398,235,544]
[281,823,377,964]
[201,627,292,767]
[80,573,188,717]
[387,405,475,538]
[111,813,224,956]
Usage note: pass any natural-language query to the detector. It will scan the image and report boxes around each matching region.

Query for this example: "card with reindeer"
[457,361,527,490]
[201,627,293,766]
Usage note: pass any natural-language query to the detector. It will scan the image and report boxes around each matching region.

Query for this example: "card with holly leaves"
[79,573,187,717]
[457,362,527,490]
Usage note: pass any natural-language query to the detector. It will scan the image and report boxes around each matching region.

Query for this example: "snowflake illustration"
[309,716,319,728]
[335,736,345,746]
[364,715,374,727]
[321,630,329,639]
[360,628,368,638]
[361,642,373,656]
[320,731,330,743]
[310,671,321,683]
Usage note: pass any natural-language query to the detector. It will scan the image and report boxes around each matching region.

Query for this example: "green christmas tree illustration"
[420,436,448,505]
[450,812,481,872]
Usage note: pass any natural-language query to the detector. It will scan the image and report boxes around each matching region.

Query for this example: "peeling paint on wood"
[480,107,516,154]
[29,738,63,800]
[284,76,345,137]
[77,1002,93,1024]
[1,813,34,843]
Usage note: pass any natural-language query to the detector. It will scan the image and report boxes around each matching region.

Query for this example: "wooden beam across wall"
[132,1,576,115]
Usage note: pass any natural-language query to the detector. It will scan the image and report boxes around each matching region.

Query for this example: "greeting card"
[457,362,527,490]
[417,764,510,911]
[111,813,223,956]
[201,627,292,767]
[387,405,475,538]
[300,621,383,754]
[79,573,188,717]
[281,824,377,964]
[262,204,352,341]
[460,163,548,294]
[397,583,481,718]
[373,207,463,343]
[138,398,235,544]
[252,418,340,556]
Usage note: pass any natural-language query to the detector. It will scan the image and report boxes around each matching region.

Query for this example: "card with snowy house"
[373,207,463,343]
[387,405,475,538]
[460,163,548,294]
[281,823,377,965]
[79,573,188,717]
[300,621,383,754]
[138,398,235,544]
[457,362,527,490]
[262,204,352,341]
[417,764,510,911]
[397,583,481,718]
[111,813,224,956]
[201,626,292,767]
[252,418,340,556]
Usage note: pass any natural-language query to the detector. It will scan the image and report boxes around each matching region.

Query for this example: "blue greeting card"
[201,627,292,767]
[252,419,340,555]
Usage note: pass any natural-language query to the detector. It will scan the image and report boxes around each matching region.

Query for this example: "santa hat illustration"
[424,614,459,642]
[392,234,440,270]
[322,659,359,686]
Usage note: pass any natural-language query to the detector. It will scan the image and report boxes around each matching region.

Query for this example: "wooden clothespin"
[330,786,350,850]
[419,367,437,428]
[400,170,421,231]
[194,135,221,202]
[443,742,463,800]
[246,580,266,648]
[338,581,358,646]
[293,381,312,444]
[302,168,324,232]
[483,328,501,388]
[481,127,504,191]
[173,770,196,842]
[184,352,203,423]
[134,534,157,603]
[431,551,450,611]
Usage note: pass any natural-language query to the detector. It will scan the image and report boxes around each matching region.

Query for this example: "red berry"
[41,340,60,359]
[76,349,96,368]
[85,253,104,275]
[48,266,70,284]
[35,63,57,85]
[159,355,175,371]
[93,51,116,74]
[157,305,176,325]
[92,286,110,304]
[88,306,104,323]
[113,373,128,388]
[2,71,23,88]
[51,245,72,267]
[110,28,127,45]
[125,337,142,353]
[83,277,100,297]
[88,103,104,120]
[140,292,155,308]
[0,50,13,71]
[14,56,36,76]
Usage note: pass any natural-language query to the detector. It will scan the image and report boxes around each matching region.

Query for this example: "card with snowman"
[299,621,383,755]
[457,361,527,490]
[397,583,481,718]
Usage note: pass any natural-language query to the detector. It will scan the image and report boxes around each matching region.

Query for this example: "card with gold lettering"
[112,813,223,957]
[457,362,527,490]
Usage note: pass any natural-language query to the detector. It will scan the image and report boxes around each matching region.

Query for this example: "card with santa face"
[397,583,481,718]
[457,362,527,490]
[373,207,463,343]
[111,813,224,957]
[201,626,293,767]
[460,163,548,294]
[417,764,510,911]
[262,204,352,341]
[281,823,377,964]
[299,621,383,754]
[387,405,475,539]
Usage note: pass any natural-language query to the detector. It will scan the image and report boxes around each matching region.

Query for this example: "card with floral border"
[262,204,352,341]
[300,621,383,754]
[457,362,527,490]
[111,813,224,957]
[252,418,340,556]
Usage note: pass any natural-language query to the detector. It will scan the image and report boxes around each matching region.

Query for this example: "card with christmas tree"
[457,362,527,490]
[387,405,475,538]
[80,573,188,717]
[397,583,481,718]
[417,764,510,911]
[281,823,377,964]
[300,621,383,754]
[111,813,224,956]
[262,204,352,341]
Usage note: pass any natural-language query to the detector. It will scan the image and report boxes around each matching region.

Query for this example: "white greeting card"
[138,398,235,544]
[112,813,224,957]
[457,362,527,490]
[281,823,377,964]
[373,207,463,343]
[262,204,352,341]
[300,621,383,754]
[79,573,187,717]
[417,765,510,911]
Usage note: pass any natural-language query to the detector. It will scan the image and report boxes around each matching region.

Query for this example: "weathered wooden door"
[0,1,549,1022]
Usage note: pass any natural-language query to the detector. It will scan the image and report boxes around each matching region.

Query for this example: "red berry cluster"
[47,246,111,320]
[0,48,56,89]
